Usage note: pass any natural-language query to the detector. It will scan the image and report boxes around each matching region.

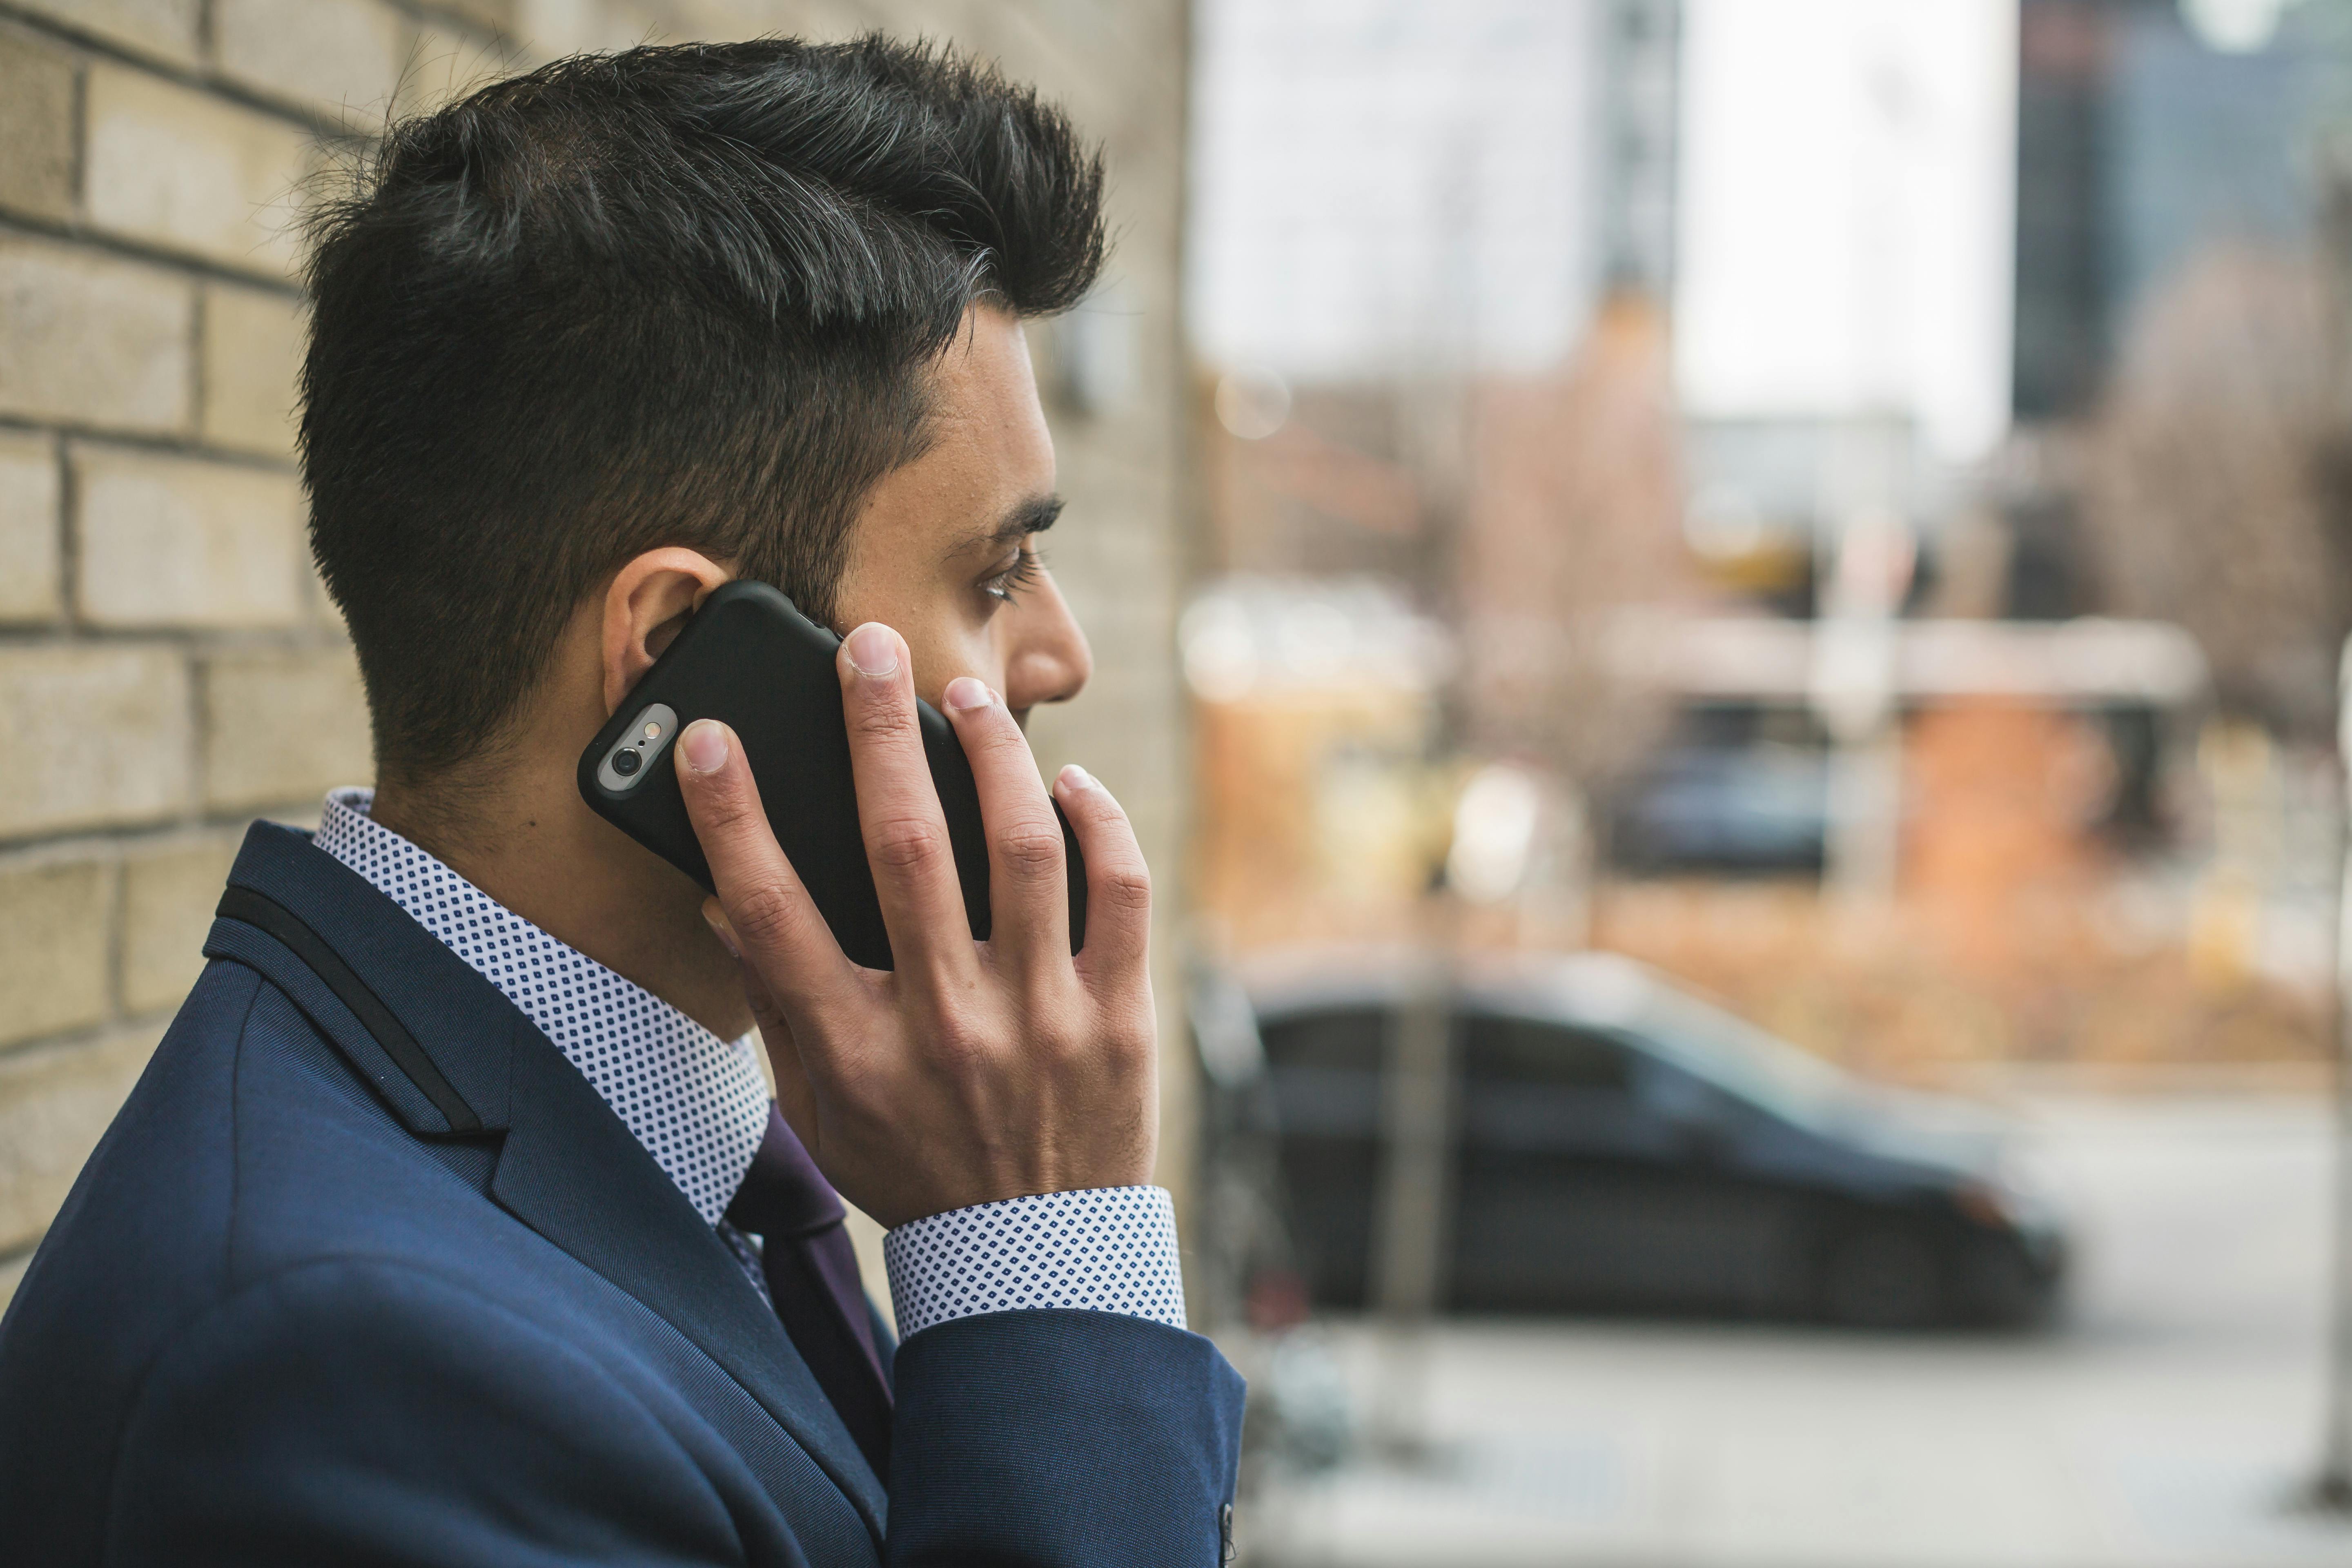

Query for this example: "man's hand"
[674,621,1157,1228]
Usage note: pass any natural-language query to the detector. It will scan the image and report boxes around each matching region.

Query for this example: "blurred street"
[1237,1089,2352,1567]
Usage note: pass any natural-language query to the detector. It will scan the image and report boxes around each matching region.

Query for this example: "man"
[0,36,1243,1566]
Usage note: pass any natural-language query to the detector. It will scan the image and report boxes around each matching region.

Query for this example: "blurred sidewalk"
[1235,1093,2352,1567]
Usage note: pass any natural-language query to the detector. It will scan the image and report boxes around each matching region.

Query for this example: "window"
[1257,1007,1388,1074]
[1462,1015,1632,1092]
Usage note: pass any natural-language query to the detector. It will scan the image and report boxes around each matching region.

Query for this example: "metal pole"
[1368,899,1457,1459]
[2313,636,2352,1508]
[1811,497,1909,915]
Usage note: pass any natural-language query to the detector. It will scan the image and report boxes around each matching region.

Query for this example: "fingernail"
[680,719,728,774]
[702,903,741,959]
[1057,763,1096,793]
[844,623,899,679]
[944,675,993,711]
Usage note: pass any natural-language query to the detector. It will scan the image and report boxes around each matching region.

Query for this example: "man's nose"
[1002,569,1093,713]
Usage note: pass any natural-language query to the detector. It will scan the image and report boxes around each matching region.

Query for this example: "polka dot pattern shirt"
[317,789,771,1225]
[884,1185,1187,1337]
[315,789,1186,1339]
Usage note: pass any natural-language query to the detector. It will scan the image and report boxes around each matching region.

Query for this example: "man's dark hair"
[301,36,1105,786]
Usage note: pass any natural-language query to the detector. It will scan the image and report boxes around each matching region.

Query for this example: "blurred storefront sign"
[1610,614,2211,706]
[1182,576,1452,702]
[1180,588,2214,720]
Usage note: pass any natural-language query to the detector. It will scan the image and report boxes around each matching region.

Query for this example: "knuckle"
[921,1004,998,1070]
[683,764,754,824]
[867,813,949,871]
[1034,1029,1086,1068]
[1097,1020,1155,1077]
[750,996,797,1047]
[847,694,917,746]
[970,711,1029,753]
[700,791,763,842]
[1097,861,1152,916]
[1071,784,1129,825]
[727,882,801,949]
[995,822,1066,881]
[1117,1011,1158,1061]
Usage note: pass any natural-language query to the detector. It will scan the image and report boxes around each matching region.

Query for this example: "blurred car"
[1240,949,2067,1329]
[1608,741,1830,875]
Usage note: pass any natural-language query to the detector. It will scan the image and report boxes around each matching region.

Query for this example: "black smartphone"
[576,580,1085,971]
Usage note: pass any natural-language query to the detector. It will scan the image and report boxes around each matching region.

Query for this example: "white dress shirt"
[314,788,1185,1336]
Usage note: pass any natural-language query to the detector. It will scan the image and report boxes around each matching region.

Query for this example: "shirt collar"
[313,787,770,1227]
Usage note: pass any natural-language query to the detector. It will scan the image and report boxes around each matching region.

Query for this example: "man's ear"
[602,548,732,715]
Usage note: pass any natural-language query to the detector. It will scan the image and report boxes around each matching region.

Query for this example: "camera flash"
[600,702,676,793]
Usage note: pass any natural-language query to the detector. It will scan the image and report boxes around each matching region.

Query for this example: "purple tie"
[724,1104,893,1480]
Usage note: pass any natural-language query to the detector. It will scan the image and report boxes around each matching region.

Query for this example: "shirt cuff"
[881,1185,1187,1339]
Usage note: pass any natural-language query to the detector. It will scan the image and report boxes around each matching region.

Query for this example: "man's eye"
[980,548,1043,606]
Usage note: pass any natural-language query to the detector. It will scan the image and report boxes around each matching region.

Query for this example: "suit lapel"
[216,824,889,1535]
[489,1020,888,1530]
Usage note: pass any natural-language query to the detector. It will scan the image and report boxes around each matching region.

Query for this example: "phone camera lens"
[611,746,643,778]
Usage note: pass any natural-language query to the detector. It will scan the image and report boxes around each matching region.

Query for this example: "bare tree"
[1454,292,1692,788]
[2084,241,2350,738]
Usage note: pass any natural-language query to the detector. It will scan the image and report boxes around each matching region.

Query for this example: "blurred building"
[1602,0,2347,1072]
[1185,0,1691,957]
[1191,0,1682,382]
[1678,413,1951,618]
[1190,0,2346,1082]
[2005,0,2351,630]
[0,0,1195,1309]
[2013,0,2347,421]
[2002,0,2352,898]
[1597,0,1684,298]
[1674,0,2020,466]
[1658,0,2352,845]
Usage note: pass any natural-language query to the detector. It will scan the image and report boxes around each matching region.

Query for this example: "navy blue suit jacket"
[0,823,1244,1564]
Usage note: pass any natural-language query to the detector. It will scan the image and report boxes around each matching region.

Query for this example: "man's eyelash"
[982,548,1043,604]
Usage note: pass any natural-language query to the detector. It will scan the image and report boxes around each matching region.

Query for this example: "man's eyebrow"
[979,494,1065,547]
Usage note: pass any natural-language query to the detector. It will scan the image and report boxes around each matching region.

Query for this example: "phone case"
[576,580,1086,971]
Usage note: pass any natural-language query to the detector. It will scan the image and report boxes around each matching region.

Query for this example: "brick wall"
[0,0,1197,1308]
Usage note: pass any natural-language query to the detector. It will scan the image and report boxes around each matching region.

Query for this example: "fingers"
[1051,764,1150,981]
[940,675,1070,975]
[724,938,821,1148]
[675,719,856,1016]
[838,624,975,975]
[708,899,826,1161]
